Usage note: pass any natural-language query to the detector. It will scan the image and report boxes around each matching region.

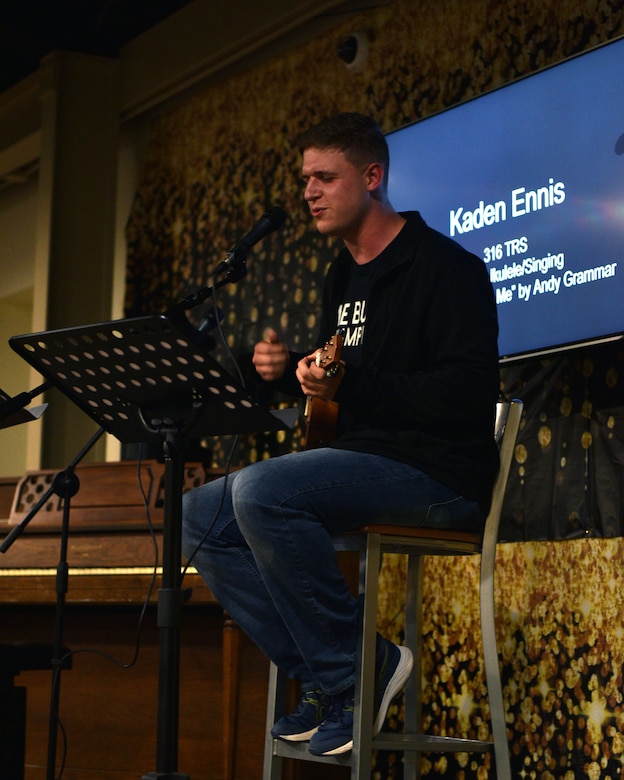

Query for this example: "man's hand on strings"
[296,350,344,401]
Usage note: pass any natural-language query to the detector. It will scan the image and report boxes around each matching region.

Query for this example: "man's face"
[301,147,374,240]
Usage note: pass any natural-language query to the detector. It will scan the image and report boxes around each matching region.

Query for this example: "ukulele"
[304,332,343,449]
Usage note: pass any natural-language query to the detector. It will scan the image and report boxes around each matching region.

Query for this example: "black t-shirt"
[334,246,395,368]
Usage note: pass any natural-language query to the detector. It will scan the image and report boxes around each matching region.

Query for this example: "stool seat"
[0,642,72,676]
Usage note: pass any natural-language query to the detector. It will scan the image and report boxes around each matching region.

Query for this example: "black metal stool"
[0,642,71,780]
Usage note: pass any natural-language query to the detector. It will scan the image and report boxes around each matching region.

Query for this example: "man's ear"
[364,162,385,192]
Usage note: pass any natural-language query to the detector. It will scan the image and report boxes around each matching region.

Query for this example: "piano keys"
[0,460,217,604]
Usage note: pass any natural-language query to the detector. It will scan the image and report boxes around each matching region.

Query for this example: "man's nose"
[304,179,319,200]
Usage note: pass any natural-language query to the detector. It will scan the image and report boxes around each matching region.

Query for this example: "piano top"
[0,460,219,606]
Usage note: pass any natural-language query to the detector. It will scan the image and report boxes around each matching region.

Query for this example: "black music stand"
[10,314,289,780]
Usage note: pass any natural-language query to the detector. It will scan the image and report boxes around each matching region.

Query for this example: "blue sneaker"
[308,690,355,755]
[373,637,413,735]
[271,688,331,741]
[309,637,414,756]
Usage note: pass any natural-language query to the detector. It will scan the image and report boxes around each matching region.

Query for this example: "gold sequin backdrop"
[125,0,624,776]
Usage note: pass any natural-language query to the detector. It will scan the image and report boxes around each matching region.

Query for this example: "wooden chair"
[263,399,522,780]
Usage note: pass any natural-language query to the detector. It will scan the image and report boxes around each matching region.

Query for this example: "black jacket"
[277,211,500,513]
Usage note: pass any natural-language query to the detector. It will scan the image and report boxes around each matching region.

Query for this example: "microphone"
[216,206,287,274]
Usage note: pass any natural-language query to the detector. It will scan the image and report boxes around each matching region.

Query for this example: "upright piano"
[0,460,268,780]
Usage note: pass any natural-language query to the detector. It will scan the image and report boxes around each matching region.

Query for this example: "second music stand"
[10,314,289,779]
[0,384,48,430]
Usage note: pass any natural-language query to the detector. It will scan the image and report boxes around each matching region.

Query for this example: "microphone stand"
[166,259,247,315]
[164,261,246,350]
[0,426,106,780]
[3,238,261,778]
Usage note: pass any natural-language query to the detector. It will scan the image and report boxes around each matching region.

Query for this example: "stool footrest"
[373,733,492,753]
[271,739,352,764]
[271,733,492,765]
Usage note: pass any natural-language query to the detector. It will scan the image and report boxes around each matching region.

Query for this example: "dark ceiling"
[0,0,192,94]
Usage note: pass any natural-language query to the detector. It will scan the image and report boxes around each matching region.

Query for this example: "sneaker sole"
[311,738,353,756]
[274,727,319,742]
[374,645,414,735]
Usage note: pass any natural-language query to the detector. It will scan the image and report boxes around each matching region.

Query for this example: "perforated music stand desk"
[10,314,289,780]
[10,314,285,443]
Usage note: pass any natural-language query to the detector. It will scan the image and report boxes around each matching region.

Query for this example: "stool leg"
[402,553,424,780]
[480,539,511,780]
[263,662,286,780]
[222,615,241,780]
[0,680,26,780]
[350,533,381,780]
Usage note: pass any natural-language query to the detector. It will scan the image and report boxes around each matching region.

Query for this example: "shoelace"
[295,690,325,713]
[325,693,354,726]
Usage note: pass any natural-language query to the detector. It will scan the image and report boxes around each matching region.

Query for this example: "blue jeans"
[182,447,482,695]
